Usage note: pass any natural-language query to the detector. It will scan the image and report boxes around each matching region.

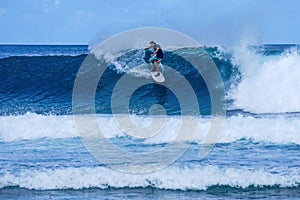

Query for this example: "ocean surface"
[0,44,300,199]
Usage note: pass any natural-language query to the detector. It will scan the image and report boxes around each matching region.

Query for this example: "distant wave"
[1,113,300,144]
[0,45,88,59]
[0,54,88,59]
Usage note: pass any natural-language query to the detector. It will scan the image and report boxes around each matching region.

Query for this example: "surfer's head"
[150,41,156,47]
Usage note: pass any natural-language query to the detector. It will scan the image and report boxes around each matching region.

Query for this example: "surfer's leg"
[154,60,161,76]
[151,59,156,72]
[155,60,161,72]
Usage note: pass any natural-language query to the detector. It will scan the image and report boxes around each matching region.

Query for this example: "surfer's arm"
[144,46,151,50]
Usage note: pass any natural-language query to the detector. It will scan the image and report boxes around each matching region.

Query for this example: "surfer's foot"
[155,72,160,77]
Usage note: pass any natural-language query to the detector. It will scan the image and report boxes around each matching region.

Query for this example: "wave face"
[2,44,299,115]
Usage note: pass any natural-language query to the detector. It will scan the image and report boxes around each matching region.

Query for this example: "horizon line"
[0,43,299,46]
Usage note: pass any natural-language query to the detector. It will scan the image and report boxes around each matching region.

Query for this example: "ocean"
[0,44,300,199]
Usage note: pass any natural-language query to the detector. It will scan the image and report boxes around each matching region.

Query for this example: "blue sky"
[0,0,299,45]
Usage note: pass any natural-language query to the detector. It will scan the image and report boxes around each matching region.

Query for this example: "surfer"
[144,41,163,76]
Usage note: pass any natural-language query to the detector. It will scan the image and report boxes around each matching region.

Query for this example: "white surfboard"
[151,71,165,82]
[150,63,165,83]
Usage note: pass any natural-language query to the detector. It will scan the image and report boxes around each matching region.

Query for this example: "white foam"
[0,165,299,190]
[221,115,300,144]
[1,113,300,145]
[110,49,151,78]
[0,113,77,142]
[228,44,300,113]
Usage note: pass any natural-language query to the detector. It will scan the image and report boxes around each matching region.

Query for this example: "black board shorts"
[156,49,163,59]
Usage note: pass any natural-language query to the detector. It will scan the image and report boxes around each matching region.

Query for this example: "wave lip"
[0,165,299,190]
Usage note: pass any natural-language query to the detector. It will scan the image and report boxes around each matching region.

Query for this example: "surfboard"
[151,71,165,82]
[150,63,165,83]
